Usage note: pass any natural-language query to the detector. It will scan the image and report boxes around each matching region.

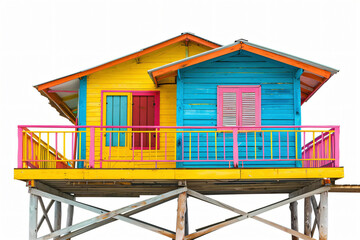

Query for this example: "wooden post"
[334,126,340,167]
[29,194,38,240]
[319,192,328,240]
[18,127,23,168]
[290,201,299,240]
[233,128,239,167]
[54,201,62,240]
[185,200,189,236]
[89,127,95,168]
[176,192,187,240]
[66,204,74,240]
[304,197,312,236]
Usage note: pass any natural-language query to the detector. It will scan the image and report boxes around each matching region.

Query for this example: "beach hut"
[15,33,345,240]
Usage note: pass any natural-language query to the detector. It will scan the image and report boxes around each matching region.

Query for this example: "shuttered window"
[222,92,237,126]
[217,86,261,127]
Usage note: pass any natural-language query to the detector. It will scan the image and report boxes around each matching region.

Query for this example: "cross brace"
[28,185,330,240]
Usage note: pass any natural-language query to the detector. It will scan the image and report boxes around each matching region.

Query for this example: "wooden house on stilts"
[15,33,350,240]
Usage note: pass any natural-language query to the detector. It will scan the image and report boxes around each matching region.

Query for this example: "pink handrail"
[18,125,340,169]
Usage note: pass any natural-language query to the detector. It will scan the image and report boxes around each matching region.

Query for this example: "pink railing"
[302,129,338,168]
[17,125,340,169]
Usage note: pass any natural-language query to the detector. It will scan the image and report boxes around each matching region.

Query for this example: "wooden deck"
[14,167,344,197]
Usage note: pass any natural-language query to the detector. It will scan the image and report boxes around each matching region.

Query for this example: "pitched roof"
[148,40,339,104]
[35,33,221,91]
[34,33,221,123]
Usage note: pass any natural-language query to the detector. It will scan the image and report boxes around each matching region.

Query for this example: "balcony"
[17,125,340,169]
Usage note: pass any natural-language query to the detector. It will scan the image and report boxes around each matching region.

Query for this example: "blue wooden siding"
[176,50,302,168]
[105,96,128,146]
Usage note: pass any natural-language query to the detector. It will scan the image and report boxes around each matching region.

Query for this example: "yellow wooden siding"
[85,42,212,168]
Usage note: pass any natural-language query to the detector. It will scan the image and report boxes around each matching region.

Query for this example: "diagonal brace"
[30,188,178,239]
[37,199,55,232]
[310,196,320,237]
[187,190,314,240]
[185,186,329,240]
[32,187,186,240]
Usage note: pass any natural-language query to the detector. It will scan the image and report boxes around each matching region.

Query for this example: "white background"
[1,0,360,239]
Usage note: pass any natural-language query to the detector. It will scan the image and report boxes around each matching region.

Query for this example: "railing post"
[18,126,24,168]
[334,126,340,167]
[89,127,95,168]
[233,128,239,168]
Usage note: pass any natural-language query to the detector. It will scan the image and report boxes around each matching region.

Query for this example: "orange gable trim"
[151,42,332,84]
[151,44,242,83]
[36,34,221,91]
[241,44,332,79]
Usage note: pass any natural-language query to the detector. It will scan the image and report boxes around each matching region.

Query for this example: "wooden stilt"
[54,201,62,240]
[66,204,74,240]
[290,201,299,240]
[304,197,312,236]
[185,200,189,236]
[319,192,328,240]
[29,194,39,240]
[176,192,187,240]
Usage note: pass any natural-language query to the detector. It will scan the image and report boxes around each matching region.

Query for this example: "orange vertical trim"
[36,34,220,91]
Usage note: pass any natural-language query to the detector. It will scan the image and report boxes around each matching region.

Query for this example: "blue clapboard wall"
[176,50,302,168]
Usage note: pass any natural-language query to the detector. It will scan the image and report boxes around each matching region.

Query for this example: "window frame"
[102,92,132,148]
[101,91,160,150]
[217,85,261,128]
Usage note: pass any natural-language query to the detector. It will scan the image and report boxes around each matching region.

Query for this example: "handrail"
[17,125,340,169]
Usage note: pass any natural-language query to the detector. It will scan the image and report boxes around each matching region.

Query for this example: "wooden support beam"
[185,200,189,236]
[32,181,75,201]
[29,194,39,240]
[330,184,360,192]
[302,72,325,83]
[304,198,312,236]
[38,197,54,233]
[54,201,62,240]
[185,187,329,240]
[41,89,76,124]
[301,92,308,99]
[59,215,176,240]
[290,201,299,240]
[187,190,314,240]
[319,192,328,240]
[176,192,187,240]
[66,204,74,240]
[300,82,314,91]
[289,180,324,198]
[32,188,185,239]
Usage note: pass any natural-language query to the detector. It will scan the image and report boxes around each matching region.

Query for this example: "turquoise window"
[106,95,128,147]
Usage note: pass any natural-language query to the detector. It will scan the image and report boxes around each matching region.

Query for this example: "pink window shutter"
[217,86,261,127]
[238,87,261,127]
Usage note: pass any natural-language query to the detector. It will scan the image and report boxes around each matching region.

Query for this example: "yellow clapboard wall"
[85,41,212,168]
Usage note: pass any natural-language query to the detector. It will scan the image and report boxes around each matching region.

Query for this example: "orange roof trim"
[36,33,221,91]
